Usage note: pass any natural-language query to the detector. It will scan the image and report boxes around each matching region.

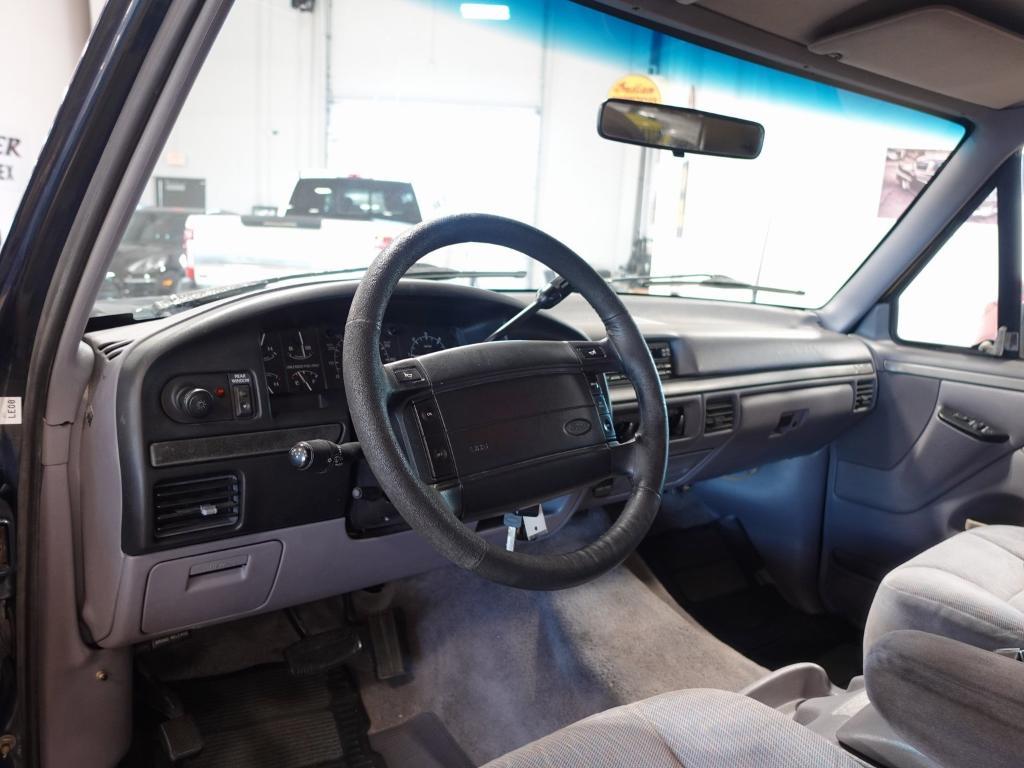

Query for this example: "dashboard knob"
[289,442,315,470]
[178,387,214,419]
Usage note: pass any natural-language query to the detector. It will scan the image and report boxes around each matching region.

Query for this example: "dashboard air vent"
[854,378,877,411]
[607,340,674,383]
[704,397,736,434]
[97,339,131,360]
[153,474,240,538]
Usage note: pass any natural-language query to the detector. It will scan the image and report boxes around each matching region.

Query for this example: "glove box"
[141,540,283,635]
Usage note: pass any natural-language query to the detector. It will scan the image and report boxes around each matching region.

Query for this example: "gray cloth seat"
[482,689,862,767]
[864,524,1024,655]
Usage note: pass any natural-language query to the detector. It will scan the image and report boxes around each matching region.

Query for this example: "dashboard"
[77,278,877,648]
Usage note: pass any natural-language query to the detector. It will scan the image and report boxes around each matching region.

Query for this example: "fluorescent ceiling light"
[460,3,510,21]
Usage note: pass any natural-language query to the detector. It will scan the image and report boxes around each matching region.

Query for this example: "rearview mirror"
[598,99,764,159]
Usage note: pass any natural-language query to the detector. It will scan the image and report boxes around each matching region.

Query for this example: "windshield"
[91,0,965,318]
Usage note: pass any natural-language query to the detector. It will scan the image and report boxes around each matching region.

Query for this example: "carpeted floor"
[640,520,864,686]
[137,511,769,767]
[353,513,767,765]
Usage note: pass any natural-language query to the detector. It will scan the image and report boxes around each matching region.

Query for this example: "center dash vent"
[153,474,240,538]
[854,378,877,411]
[97,339,131,361]
[704,397,736,434]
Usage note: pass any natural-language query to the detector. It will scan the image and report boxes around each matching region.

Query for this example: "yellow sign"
[608,74,662,104]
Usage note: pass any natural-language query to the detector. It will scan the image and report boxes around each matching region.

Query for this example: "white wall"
[325,0,647,282]
[142,0,328,214]
[0,0,90,243]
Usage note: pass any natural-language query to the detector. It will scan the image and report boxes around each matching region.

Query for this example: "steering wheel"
[343,214,668,590]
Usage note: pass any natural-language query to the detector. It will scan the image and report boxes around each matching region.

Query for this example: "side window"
[896,190,1000,349]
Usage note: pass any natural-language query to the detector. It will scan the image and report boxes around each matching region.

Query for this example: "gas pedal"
[367,608,405,681]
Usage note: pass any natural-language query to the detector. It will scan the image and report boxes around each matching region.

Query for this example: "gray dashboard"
[77,279,875,647]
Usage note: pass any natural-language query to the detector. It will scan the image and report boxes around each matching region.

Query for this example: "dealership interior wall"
[5,0,650,280]
[149,0,649,280]
[0,1,95,244]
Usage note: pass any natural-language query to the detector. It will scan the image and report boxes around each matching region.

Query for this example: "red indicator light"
[214,387,226,398]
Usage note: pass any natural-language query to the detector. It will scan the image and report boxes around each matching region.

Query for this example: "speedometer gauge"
[409,332,446,356]
[379,325,400,363]
[321,327,344,388]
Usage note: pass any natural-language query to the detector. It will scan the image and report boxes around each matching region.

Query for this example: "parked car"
[183,177,421,287]
[98,207,195,297]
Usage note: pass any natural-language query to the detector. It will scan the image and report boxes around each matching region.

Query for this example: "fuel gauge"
[288,368,322,394]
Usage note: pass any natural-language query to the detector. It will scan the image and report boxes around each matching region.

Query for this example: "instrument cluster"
[259,324,458,396]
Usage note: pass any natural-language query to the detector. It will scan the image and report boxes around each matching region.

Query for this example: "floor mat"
[640,521,863,686]
[355,512,767,765]
[173,664,383,768]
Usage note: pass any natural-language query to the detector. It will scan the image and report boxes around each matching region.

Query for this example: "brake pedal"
[368,608,406,680]
[285,626,363,676]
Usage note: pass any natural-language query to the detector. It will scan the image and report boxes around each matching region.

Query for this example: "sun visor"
[809,6,1024,109]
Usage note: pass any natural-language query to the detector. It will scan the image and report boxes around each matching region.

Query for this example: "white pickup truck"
[183,177,421,287]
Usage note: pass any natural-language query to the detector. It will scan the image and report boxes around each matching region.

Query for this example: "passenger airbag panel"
[703,384,856,478]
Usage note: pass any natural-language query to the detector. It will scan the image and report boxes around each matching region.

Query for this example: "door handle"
[937,407,1009,443]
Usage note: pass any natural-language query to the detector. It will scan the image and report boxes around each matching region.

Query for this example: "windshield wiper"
[609,273,805,297]
[131,266,528,319]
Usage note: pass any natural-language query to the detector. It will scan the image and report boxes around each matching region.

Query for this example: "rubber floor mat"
[175,664,384,768]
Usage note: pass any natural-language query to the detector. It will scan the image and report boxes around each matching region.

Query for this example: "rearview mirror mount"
[597,99,764,159]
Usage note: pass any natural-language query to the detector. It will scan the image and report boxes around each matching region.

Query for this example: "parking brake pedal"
[137,661,205,763]
[285,626,363,676]
[159,715,203,763]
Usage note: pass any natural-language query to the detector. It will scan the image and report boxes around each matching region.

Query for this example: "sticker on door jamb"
[0,397,21,425]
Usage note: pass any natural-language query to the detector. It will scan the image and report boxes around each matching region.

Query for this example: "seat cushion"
[481,689,862,768]
[866,630,1024,768]
[864,525,1024,656]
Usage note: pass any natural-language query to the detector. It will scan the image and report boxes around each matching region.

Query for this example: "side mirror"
[598,98,764,159]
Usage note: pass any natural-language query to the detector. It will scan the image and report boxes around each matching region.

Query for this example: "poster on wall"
[0,132,28,246]
[878,148,997,223]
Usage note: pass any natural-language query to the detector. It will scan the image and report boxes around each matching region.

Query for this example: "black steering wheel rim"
[343,213,668,590]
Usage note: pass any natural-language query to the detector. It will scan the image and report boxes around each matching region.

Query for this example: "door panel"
[822,340,1024,623]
